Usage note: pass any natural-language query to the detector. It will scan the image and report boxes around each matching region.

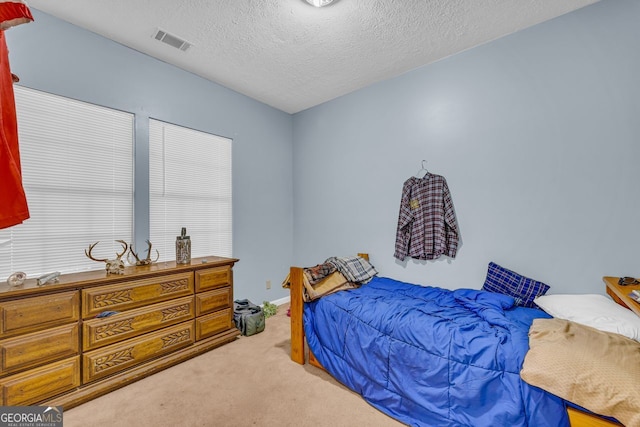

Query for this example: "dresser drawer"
[195,308,233,341]
[0,356,80,406]
[196,287,232,316]
[0,291,79,338]
[82,272,194,319]
[83,321,194,383]
[82,296,195,351]
[195,266,232,292]
[0,323,79,376]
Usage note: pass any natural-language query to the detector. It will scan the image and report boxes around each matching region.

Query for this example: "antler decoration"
[128,240,160,266]
[85,240,129,275]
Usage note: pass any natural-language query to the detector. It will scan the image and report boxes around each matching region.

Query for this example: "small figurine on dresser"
[6,271,26,287]
[176,227,191,264]
[85,240,129,274]
[128,240,160,266]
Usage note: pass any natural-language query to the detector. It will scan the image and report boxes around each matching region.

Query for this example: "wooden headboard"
[289,253,368,366]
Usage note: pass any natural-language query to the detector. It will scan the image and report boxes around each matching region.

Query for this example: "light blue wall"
[7,0,638,301]
[6,10,294,304]
[292,0,640,294]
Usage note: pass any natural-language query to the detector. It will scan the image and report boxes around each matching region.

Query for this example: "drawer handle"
[94,290,133,308]
[161,304,191,321]
[95,318,134,340]
[160,280,190,294]
[95,348,134,373]
[161,329,191,348]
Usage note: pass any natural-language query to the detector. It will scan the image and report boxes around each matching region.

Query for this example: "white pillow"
[533,294,640,342]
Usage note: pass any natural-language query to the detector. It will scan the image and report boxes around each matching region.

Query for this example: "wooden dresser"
[0,256,239,409]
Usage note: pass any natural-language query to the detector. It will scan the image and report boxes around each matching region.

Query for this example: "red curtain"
[0,1,33,229]
[0,1,32,30]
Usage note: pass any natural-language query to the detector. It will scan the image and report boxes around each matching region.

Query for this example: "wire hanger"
[415,160,429,178]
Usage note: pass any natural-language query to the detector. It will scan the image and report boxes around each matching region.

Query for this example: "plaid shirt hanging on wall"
[394,173,460,261]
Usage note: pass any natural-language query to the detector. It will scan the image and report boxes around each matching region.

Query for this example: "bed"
[288,254,631,427]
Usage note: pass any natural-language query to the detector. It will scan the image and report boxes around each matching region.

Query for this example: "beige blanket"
[281,271,356,302]
[521,318,640,427]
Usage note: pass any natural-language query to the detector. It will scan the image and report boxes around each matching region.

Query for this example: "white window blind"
[149,119,232,261]
[0,86,134,279]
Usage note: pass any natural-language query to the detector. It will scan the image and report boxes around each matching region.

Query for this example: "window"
[148,119,232,261]
[0,86,134,279]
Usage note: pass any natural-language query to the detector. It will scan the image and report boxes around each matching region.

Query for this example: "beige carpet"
[63,305,403,427]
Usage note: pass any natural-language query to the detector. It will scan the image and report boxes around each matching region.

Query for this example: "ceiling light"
[304,0,336,7]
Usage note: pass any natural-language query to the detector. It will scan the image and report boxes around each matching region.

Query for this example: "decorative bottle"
[176,227,191,264]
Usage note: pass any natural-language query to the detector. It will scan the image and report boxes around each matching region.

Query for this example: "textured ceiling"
[26,0,599,114]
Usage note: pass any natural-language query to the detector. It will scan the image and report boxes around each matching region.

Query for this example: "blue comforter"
[304,276,569,427]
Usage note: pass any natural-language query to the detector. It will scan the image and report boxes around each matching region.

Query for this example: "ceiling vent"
[153,28,193,52]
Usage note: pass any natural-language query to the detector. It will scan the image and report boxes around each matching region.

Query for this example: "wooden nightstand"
[603,276,640,317]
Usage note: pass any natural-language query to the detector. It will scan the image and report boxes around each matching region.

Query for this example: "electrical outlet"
[266,280,271,290]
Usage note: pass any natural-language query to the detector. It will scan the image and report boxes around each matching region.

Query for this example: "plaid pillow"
[326,256,377,284]
[481,262,550,308]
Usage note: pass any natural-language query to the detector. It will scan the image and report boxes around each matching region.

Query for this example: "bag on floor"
[233,299,265,336]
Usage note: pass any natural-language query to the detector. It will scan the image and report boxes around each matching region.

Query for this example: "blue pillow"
[481,262,550,308]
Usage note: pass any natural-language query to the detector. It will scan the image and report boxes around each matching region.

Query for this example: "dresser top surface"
[0,256,238,300]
